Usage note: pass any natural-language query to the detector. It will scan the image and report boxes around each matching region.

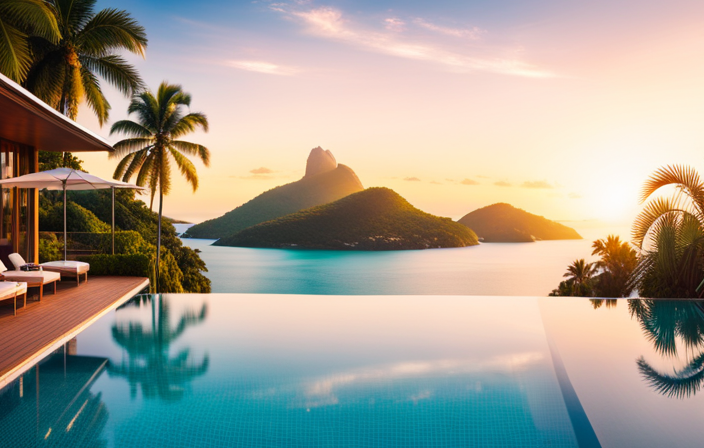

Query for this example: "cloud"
[461,178,480,186]
[413,18,484,39]
[445,178,455,182]
[272,6,554,78]
[494,181,511,187]
[430,180,443,185]
[250,167,274,174]
[521,180,553,189]
[385,17,405,32]
[227,60,299,76]
[568,192,582,199]
[404,176,421,182]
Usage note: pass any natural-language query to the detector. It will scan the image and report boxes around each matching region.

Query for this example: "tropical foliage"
[23,0,147,124]
[551,259,595,297]
[591,235,637,297]
[0,0,59,82]
[549,235,637,298]
[39,188,211,293]
[631,165,704,298]
[110,82,210,291]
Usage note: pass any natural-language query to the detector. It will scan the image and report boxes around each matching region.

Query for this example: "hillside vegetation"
[216,187,479,250]
[458,203,581,242]
[184,164,364,239]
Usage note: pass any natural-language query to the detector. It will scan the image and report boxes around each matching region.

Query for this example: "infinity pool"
[1,295,703,447]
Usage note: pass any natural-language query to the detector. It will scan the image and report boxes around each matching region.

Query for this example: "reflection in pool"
[629,299,704,399]
[3,295,704,447]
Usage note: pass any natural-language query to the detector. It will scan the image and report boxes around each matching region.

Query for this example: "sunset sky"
[77,0,704,228]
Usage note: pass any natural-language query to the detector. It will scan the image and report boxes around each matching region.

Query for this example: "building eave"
[0,73,114,153]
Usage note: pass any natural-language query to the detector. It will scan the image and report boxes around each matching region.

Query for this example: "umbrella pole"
[112,187,115,255]
[63,183,67,261]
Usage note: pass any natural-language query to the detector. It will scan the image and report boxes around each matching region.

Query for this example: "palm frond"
[122,148,148,182]
[136,153,154,187]
[632,196,688,249]
[169,146,198,191]
[75,7,147,57]
[641,165,704,212]
[0,0,59,41]
[159,148,171,196]
[80,66,109,125]
[170,113,209,138]
[0,0,60,80]
[54,0,94,36]
[0,16,32,82]
[81,54,143,95]
[171,140,210,166]
[113,152,135,179]
[110,119,153,138]
[111,138,153,158]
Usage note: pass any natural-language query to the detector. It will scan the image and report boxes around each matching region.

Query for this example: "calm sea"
[176,224,631,296]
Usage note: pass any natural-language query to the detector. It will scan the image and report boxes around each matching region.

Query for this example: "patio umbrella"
[0,168,145,259]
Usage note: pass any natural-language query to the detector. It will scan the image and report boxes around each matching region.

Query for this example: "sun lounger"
[0,260,60,301]
[9,254,89,286]
[0,282,27,315]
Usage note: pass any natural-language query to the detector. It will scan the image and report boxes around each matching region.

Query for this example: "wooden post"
[31,147,38,263]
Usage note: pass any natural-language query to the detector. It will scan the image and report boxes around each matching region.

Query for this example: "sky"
[77,0,704,228]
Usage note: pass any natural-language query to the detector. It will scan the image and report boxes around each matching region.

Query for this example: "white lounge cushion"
[8,253,26,270]
[40,260,90,275]
[1,270,60,285]
[0,281,26,299]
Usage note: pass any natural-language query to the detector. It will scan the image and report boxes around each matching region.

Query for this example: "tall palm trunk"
[156,189,163,292]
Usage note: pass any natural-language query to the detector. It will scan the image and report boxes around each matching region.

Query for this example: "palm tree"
[0,0,59,82]
[110,82,210,291]
[23,0,147,125]
[563,258,596,296]
[632,165,704,298]
[591,235,637,297]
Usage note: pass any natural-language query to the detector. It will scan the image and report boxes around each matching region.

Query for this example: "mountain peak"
[305,146,337,177]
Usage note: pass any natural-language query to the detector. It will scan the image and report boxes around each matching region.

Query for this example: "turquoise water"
[179,224,631,296]
[0,295,580,447]
[3,294,704,447]
[183,238,595,296]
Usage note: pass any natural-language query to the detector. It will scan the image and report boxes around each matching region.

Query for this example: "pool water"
[1,295,703,447]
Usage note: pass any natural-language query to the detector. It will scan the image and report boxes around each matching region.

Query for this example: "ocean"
[177,224,631,296]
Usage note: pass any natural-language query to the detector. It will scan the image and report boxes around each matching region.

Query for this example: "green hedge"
[77,254,151,277]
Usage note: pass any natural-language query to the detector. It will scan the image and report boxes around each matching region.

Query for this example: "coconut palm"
[562,258,595,296]
[0,0,59,82]
[23,0,147,125]
[110,82,210,291]
[632,165,704,298]
[591,235,637,297]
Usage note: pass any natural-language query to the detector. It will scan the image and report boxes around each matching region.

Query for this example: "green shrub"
[38,232,62,263]
[41,201,110,233]
[77,254,151,277]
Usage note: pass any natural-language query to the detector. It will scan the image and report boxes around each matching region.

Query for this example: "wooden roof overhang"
[0,74,113,153]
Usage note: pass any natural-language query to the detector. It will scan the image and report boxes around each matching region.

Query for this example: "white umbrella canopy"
[0,168,138,190]
[0,168,146,260]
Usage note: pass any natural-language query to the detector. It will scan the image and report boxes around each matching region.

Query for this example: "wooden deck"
[0,275,149,388]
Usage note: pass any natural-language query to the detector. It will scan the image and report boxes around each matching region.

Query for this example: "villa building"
[0,74,113,265]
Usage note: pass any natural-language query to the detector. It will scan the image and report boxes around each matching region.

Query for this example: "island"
[215,187,479,250]
[457,203,582,242]
[183,147,364,239]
